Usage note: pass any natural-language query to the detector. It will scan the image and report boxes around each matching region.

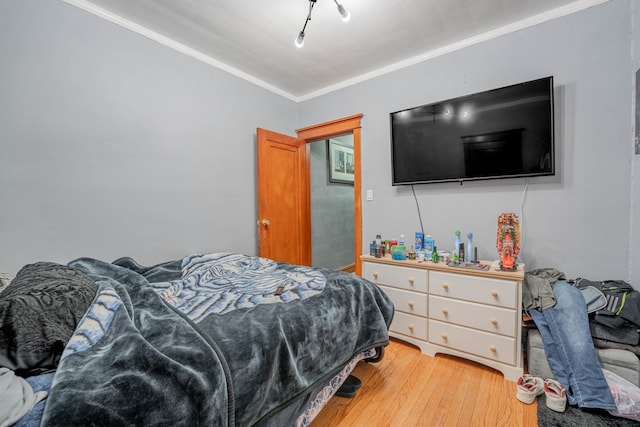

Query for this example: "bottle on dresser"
[423,235,435,256]
[466,232,474,262]
[415,232,424,251]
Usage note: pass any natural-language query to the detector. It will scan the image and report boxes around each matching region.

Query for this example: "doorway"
[296,114,362,275]
[310,135,354,271]
[257,115,363,275]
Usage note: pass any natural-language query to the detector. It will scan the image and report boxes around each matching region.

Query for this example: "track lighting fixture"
[294,0,350,48]
[334,0,350,22]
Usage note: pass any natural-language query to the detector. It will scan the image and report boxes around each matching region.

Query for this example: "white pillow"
[0,271,13,294]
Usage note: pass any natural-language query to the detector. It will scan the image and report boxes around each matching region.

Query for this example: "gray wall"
[299,0,636,282]
[632,0,640,288]
[0,0,297,273]
[310,139,354,270]
[2,0,639,287]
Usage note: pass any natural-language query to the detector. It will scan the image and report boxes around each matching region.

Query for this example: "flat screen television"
[390,76,555,185]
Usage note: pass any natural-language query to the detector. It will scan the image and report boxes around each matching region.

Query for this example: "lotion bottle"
[424,235,435,255]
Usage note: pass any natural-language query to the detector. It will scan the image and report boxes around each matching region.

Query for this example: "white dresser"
[361,254,524,382]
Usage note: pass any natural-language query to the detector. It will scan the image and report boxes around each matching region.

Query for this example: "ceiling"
[65,0,604,101]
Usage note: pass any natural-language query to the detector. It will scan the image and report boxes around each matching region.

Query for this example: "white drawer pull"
[441,333,448,340]
[408,324,414,332]
[373,272,378,279]
[491,291,498,297]
[442,308,448,316]
[442,283,449,290]
[490,345,497,353]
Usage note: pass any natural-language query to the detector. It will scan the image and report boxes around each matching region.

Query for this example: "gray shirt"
[523,268,565,312]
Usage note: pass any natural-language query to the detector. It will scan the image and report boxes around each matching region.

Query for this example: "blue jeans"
[529,280,616,410]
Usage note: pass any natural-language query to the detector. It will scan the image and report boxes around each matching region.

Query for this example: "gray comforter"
[39,253,394,426]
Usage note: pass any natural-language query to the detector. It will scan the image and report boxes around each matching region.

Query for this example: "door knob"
[260,219,270,227]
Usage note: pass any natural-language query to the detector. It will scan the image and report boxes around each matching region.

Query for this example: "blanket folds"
[41,257,232,427]
[38,254,393,427]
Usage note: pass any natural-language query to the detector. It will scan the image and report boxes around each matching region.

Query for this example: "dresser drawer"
[429,271,517,308]
[390,311,428,341]
[379,285,427,317]
[429,295,517,337]
[363,262,427,293]
[428,319,516,365]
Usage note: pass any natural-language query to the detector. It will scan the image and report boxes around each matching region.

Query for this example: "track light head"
[335,2,350,22]
[294,0,350,48]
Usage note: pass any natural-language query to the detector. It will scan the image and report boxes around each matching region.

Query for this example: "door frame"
[296,114,363,276]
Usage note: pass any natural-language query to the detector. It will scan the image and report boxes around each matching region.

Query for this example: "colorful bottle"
[375,245,382,258]
[407,245,416,260]
[466,232,474,262]
[454,230,461,261]
[431,245,439,263]
[415,232,424,251]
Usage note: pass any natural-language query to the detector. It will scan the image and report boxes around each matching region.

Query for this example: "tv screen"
[390,76,555,185]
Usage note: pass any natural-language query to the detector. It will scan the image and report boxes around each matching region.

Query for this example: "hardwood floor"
[311,338,537,426]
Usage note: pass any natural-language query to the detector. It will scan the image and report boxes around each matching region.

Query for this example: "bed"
[0,252,394,426]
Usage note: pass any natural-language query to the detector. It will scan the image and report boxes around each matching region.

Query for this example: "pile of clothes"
[574,278,640,356]
[524,269,640,421]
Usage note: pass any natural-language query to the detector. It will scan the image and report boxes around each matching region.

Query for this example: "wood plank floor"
[311,338,537,426]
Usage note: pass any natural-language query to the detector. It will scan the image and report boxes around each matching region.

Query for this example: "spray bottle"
[466,232,474,262]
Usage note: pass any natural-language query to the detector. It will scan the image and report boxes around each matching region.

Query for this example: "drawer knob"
[441,333,448,340]
[408,301,414,309]
[490,345,497,353]
[491,319,498,325]
[373,272,378,279]
[491,291,498,297]
[442,283,449,290]
[408,278,414,285]
[442,308,448,316]
[408,324,414,331]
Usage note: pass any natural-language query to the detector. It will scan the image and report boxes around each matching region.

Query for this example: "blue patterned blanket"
[40,254,394,426]
[151,253,328,318]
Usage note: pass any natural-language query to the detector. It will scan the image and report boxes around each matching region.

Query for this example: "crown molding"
[298,0,611,101]
[64,0,610,103]
[62,0,299,102]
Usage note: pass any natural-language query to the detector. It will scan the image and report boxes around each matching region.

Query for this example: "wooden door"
[256,128,311,266]
[258,115,363,274]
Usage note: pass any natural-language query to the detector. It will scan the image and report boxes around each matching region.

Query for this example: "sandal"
[335,375,362,398]
[335,383,357,398]
[516,374,544,404]
[544,378,567,412]
[344,375,362,390]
